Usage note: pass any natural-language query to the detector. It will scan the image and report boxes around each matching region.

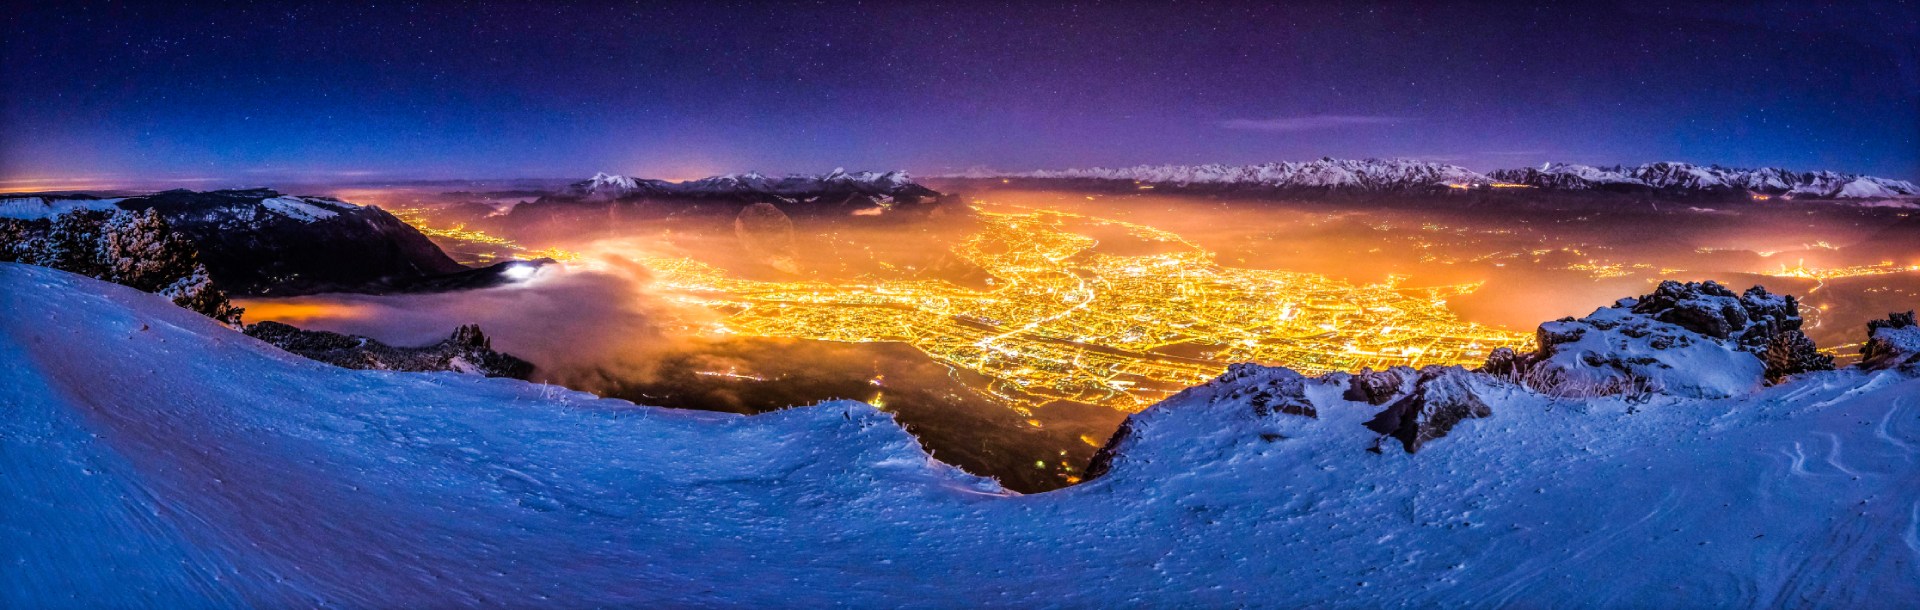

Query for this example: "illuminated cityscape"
[632,207,1533,414]
[387,207,582,263]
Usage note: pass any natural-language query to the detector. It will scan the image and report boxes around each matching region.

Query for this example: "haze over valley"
[6,1,1919,605]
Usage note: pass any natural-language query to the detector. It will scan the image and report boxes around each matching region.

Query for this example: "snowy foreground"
[4,262,1918,607]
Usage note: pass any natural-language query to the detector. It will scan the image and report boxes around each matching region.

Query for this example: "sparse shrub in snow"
[0,208,242,324]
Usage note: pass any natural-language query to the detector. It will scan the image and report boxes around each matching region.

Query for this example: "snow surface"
[4,261,1919,607]
[0,196,126,220]
[259,196,354,222]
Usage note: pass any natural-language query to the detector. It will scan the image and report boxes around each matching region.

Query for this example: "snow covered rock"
[1085,363,1324,479]
[1362,367,1493,454]
[1859,311,1920,372]
[1491,281,1829,398]
[1208,363,1316,418]
[1341,365,1418,405]
[244,321,535,379]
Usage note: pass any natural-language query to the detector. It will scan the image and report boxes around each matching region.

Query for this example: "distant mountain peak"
[563,169,931,201]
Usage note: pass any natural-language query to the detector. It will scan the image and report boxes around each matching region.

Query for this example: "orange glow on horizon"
[232,300,375,324]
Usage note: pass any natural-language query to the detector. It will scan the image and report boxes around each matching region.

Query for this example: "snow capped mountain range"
[947,158,1919,199]
[958,158,1487,192]
[562,168,927,201]
[1487,162,1920,198]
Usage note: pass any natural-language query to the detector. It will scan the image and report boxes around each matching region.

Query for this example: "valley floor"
[3,262,1917,607]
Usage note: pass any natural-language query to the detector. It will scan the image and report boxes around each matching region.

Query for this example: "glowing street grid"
[638,208,1535,414]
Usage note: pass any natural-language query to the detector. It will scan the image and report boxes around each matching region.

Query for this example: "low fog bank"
[237,256,689,393]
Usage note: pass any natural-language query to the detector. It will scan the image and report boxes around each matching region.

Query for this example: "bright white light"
[503,263,537,281]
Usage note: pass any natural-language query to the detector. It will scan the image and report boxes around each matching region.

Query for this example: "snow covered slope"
[4,262,1918,607]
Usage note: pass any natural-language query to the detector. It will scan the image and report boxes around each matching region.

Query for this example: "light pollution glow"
[615,206,1533,414]
[388,199,1920,416]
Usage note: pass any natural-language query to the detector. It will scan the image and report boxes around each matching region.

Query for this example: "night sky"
[3,0,1916,188]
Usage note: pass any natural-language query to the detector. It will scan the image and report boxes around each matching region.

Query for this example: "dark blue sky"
[4,0,1916,188]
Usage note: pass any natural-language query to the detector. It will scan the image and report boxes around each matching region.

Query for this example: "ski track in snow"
[3,262,1919,607]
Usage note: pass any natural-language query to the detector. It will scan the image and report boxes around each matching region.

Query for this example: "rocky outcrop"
[1488,281,1830,399]
[1363,367,1492,454]
[1859,311,1920,372]
[1084,364,1317,480]
[1082,282,1907,485]
[1210,363,1316,418]
[245,321,534,379]
[1342,366,1417,405]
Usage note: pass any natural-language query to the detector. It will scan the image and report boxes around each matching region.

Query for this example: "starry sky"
[3,0,1916,188]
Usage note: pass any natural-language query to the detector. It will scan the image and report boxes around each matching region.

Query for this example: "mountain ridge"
[939,158,1919,199]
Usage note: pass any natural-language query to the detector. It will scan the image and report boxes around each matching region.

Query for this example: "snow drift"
[4,262,1918,607]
